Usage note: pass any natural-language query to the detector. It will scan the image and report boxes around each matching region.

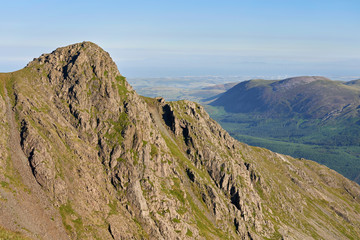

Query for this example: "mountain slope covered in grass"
[209,76,360,184]
[212,76,360,119]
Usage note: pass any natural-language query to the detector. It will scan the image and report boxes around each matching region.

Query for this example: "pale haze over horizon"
[1,0,359,79]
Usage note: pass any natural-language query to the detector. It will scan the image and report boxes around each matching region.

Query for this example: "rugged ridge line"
[0,42,359,239]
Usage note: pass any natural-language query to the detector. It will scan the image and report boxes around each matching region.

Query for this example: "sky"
[1,0,360,79]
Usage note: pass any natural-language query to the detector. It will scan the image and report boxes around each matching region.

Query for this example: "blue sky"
[1,0,359,78]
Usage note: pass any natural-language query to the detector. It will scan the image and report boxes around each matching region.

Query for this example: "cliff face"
[0,42,360,240]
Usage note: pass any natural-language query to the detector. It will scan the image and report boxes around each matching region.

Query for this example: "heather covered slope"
[0,42,360,239]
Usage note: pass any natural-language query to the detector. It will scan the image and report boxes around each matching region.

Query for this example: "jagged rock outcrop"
[0,42,360,239]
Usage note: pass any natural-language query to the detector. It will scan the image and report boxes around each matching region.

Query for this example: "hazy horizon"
[1,0,359,79]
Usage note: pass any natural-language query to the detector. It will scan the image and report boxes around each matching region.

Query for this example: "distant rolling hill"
[345,79,360,89]
[212,76,360,120]
[208,76,360,184]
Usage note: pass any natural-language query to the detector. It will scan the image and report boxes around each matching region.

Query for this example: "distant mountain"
[211,76,360,119]
[208,76,360,184]
[345,79,360,89]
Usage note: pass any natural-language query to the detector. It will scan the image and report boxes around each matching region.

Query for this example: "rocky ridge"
[0,42,360,239]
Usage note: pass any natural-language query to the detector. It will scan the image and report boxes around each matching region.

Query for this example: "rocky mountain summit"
[1,42,360,239]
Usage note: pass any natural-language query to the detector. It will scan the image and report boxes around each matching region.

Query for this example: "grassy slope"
[212,79,360,118]
[344,79,360,89]
[206,105,360,184]
[206,78,360,184]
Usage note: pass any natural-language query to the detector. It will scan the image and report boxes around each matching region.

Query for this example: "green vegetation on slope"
[160,132,228,239]
[206,105,360,183]
[0,226,32,240]
[206,77,360,184]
